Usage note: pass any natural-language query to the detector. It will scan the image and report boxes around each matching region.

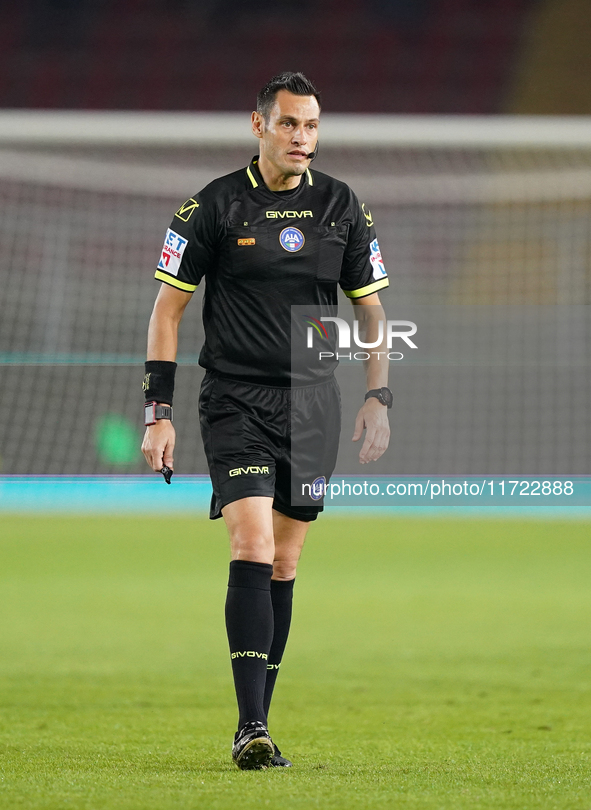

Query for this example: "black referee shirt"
[155,157,389,384]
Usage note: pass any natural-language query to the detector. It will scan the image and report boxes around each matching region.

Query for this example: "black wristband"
[143,360,177,405]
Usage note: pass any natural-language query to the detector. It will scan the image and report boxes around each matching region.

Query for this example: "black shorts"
[199,372,341,521]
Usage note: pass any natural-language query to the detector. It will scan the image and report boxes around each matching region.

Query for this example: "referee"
[141,72,391,770]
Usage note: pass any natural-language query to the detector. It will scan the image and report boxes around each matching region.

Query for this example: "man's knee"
[272,558,298,581]
[230,528,274,563]
[222,496,275,564]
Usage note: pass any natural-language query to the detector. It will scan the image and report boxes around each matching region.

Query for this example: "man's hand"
[141,419,176,472]
[352,397,390,464]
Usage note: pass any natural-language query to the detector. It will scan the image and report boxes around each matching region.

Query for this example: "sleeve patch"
[175,198,200,222]
[157,228,188,277]
[369,238,386,279]
[362,203,373,227]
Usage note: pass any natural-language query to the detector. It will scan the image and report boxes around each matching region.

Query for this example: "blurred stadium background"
[1,0,591,480]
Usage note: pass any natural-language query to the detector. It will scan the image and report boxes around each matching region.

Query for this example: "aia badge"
[310,476,326,501]
[369,238,386,279]
[279,227,305,252]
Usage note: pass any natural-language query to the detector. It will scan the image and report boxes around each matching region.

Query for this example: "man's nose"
[291,127,306,143]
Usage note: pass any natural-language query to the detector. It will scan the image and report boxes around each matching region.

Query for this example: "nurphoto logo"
[302,316,418,362]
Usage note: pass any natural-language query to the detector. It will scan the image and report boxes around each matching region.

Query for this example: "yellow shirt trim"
[306,168,313,186]
[246,166,258,188]
[343,277,389,299]
[155,270,197,292]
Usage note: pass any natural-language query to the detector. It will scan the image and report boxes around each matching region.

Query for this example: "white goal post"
[2,110,591,147]
[2,112,591,203]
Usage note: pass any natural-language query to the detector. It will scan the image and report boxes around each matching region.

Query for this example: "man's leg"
[223,497,276,731]
[223,500,309,724]
[264,509,309,721]
[222,498,310,768]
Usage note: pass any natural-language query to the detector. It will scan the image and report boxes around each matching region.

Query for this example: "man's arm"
[141,283,192,472]
[350,292,390,464]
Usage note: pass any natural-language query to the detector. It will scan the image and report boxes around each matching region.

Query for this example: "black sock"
[263,577,295,721]
[225,560,274,729]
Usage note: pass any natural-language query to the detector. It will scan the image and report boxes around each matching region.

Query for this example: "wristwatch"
[144,401,173,426]
[364,387,393,409]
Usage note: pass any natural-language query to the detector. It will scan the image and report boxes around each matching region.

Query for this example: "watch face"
[380,388,393,407]
[144,403,156,425]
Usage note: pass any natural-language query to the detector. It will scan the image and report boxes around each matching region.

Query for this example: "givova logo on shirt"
[158,228,188,277]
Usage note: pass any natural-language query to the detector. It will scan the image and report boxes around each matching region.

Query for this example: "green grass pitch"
[1,514,590,809]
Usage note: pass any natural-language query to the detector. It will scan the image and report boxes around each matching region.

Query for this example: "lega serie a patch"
[369,238,386,279]
[157,228,188,277]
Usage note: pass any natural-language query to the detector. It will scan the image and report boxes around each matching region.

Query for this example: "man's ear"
[251,111,264,140]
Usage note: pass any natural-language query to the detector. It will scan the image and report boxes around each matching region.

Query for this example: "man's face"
[254,90,320,177]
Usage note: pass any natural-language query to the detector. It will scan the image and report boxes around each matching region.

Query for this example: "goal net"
[1,112,590,475]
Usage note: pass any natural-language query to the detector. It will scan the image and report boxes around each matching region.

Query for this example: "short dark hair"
[257,72,321,123]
